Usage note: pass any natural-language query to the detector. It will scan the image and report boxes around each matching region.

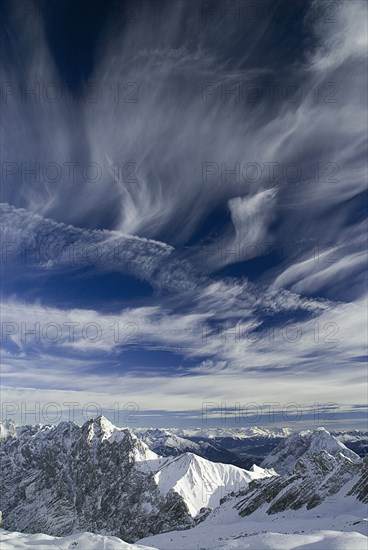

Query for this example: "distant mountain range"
[134,425,367,469]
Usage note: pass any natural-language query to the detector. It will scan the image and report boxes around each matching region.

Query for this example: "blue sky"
[1,0,367,429]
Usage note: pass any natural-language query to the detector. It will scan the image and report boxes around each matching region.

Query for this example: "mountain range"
[0,416,274,542]
[0,417,367,549]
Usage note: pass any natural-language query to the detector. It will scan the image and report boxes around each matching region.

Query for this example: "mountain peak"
[153,452,275,517]
[92,415,116,431]
[0,419,16,440]
[261,427,361,475]
[83,415,121,443]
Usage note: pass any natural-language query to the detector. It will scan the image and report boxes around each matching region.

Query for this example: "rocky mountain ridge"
[0,416,273,542]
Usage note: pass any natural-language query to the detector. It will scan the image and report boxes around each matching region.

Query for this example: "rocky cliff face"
[0,417,191,542]
[220,428,365,517]
[348,457,368,503]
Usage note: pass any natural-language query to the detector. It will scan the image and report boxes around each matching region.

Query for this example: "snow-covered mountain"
[0,416,273,542]
[1,416,186,541]
[215,427,364,517]
[236,451,366,518]
[261,426,361,474]
[136,428,201,454]
[333,429,368,457]
[0,419,16,441]
[172,426,293,439]
[5,419,364,470]
[134,426,368,471]
[139,429,368,549]
[153,453,274,516]
[1,419,367,549]
[134,426,297,470]
[134,427,243,466]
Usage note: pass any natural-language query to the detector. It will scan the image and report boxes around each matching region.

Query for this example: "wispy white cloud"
[274,248,367,297]
[1,288,366,398]
[1,0,366,424]
[309,0,367,71]
[0,203,200,292]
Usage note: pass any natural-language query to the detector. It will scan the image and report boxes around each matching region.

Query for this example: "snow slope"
[2,528,367,550]
[140,528,367,550]
[0,529,158,550]
[140,485,368,550]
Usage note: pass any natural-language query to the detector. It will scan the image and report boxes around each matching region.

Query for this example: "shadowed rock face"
[348,457,368,504]
[0,417,193,542]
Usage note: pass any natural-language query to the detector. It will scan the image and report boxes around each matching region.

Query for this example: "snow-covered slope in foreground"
[140,528,367,550]
[140,493,368,550]
[0,529,158,550]
[3,528,367,550]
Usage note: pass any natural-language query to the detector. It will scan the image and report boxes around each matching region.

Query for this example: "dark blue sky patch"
[1,267,154,312]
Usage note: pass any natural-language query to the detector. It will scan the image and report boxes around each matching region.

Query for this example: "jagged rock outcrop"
[348,457,368,503]
[223,428,365,517]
